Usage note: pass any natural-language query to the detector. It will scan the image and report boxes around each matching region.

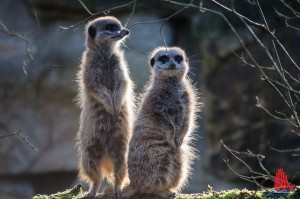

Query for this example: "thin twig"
[0,17,38,75]
[128,0,193,28]
[274,8,295,19]
[285,18,300,32]
[208,0,300,128]
[59,1,136,31]
[268,141,300,153]
[280,0,300,17]
[221,140,271,187]
[223,158,266,188]
[124,0,137,28]
[127,0,193,47]
[78,0,94,15]
[0,130,38,151]
[0,132,19,139]
[160,0,194,47]
[205,0,300,72]
[256,97,293,122]
[222,140,298,187]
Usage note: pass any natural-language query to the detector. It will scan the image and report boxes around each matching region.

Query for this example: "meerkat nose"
[122,29,130,36]
[170,63,176,69]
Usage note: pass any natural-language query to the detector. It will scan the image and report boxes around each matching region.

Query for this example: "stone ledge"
[33,184,300,199]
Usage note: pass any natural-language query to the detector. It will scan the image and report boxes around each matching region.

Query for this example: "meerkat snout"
[120,29,130,37]
[169,61,176,70]
[112,28,130,39]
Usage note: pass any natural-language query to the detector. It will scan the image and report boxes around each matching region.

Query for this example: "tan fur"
[123,47,201,198]
[76,16,134,198]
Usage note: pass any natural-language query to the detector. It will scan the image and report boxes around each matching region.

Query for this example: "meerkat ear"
[150,57,155,67]
[88,25,96,39]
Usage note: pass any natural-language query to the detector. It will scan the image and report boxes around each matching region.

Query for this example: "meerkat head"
[85,16,129,48]
[149,47,189,79]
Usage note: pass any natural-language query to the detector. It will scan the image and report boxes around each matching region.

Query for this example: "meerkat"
[76,16,134,198]
[122,47,200,198]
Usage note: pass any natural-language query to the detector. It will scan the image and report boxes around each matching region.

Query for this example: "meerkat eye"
[174,55,183,64]
[158,55,169,64]
[105,24,118,32]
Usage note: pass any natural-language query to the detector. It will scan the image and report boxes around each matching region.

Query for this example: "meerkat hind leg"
[112,155,127,197]
[79,154,103,198]
[99,155,114,197]
[81,180,101,198]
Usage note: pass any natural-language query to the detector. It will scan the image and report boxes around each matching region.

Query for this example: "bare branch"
[59,1,136,31]
[78,0,94,15]
[221,140,268,177]
[280,0,300,17]
[0,16,39,75]
[128,0,193,47]
[256,97,294,122]
[274,8,296,20]
[0,129,38,151]
[220,140,272,186]
[205,0,300,72]
[0,132,19,139]
[221,140,298,187]
[268,141,300,153]
[285,18,300,32]
[124,0,137,28]
[223,158,266,188]
[129,0,193,28]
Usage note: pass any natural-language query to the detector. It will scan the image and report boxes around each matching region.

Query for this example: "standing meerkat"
[122,47,200,198]
[76,16,134,198]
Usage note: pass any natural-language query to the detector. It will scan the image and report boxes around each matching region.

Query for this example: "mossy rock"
[33,184,300,199]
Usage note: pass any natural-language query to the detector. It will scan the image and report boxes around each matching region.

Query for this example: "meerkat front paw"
[104,103,114,115]
[175,138,183,147]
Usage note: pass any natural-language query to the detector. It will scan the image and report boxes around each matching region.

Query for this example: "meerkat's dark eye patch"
[158,55,169,64]
[150,58,155,67]
[105,24,118,32]
[174,55,183,64]
[88,25,96,38]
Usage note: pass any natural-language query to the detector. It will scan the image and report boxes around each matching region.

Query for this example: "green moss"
[32,185,300,199]
[33,184,82,199]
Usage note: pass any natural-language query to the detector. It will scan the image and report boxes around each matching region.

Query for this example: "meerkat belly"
[153,89,188,130]
[89,101,115,131]
[83,101,127,156]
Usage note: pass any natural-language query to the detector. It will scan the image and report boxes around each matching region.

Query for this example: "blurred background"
[1,0,300,198]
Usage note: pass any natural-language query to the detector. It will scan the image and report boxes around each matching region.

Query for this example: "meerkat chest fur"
[84,49,124,92]
[148,77,190,131]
